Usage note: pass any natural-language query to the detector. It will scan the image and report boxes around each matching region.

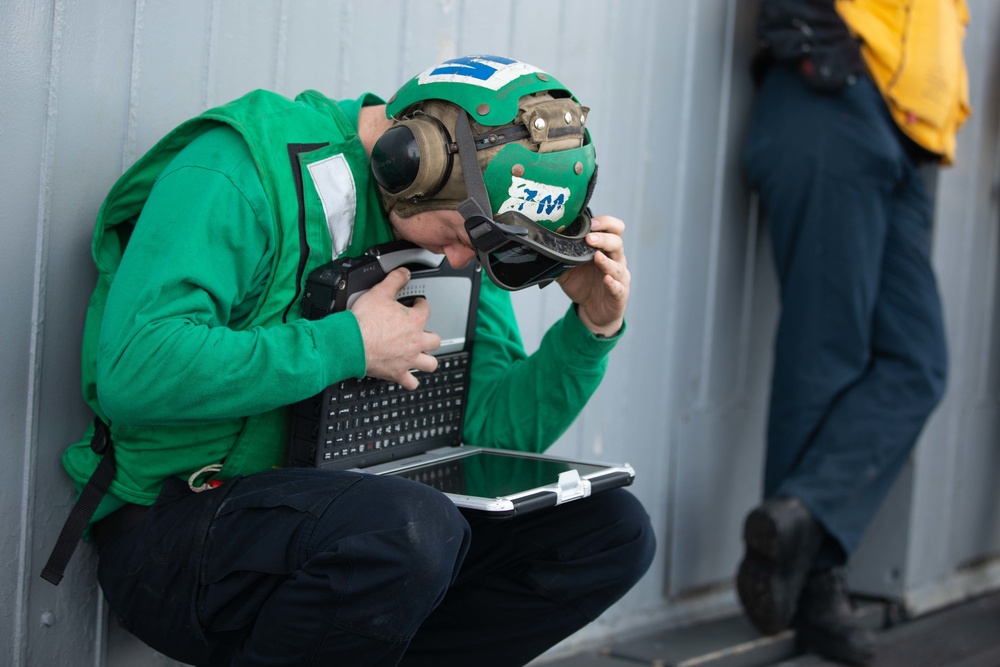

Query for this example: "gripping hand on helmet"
[557,214,629,337]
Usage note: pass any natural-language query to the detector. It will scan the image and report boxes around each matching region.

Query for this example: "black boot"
[736,496,824,635]
[795,568,876,667]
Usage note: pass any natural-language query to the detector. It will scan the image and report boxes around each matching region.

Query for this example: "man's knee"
[297,476,471,639]
[543,490,656,593]
[538,491,655,620]
[591,490,657,582]
[312,474,471,587]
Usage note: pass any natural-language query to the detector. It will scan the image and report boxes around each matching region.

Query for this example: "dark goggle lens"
[464,210,595,290]
[484,242,570,290]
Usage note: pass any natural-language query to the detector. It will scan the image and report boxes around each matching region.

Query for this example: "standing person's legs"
[746,68,902,509]
[738,65,892,639]
[776,158,946,561]
[777,158,945,660]
[748,69,945,569]
[399,489,656,667]
[738,65,946,666]
[97,468,471,667]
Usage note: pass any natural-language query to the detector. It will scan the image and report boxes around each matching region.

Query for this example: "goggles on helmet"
[461,205,594,291]
[452,108,595,290]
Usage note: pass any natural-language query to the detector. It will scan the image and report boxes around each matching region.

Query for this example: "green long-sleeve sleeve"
[464,278,623,453]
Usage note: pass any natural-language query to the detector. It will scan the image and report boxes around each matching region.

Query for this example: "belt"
[91,503,150,550]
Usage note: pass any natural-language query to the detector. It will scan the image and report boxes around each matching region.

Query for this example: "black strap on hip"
[41,416,114,586]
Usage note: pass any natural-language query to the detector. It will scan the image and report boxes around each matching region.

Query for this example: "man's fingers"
[421,330,442,353]
[587,230,626,262]
[594,250,629,284]
[415,350,439,373]
[590,214,625,236]
[375,267,411,295]
[395,351,439,390]
[410,295,432,319]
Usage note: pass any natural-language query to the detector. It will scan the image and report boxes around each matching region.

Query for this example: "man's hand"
[556,214,630,337]
[350,268,441,390]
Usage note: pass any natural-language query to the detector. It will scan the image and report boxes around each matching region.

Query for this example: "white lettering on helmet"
[417,55,542,91]
[497,176,569,223]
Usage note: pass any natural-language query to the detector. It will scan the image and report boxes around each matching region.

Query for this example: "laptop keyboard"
[290,352,470,469]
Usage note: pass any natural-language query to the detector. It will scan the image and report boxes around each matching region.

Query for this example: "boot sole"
[737,507,788,635]
[736,503,820,635]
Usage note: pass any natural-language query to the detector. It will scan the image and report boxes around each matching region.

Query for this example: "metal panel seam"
[973,93,1000,399]
[697,0,738,408]
[736,192,760,395]
[274,0,289,92]
[205,0,221,110]
[663,0,701,596]
[17,0,65,664]
[122,0,144,170]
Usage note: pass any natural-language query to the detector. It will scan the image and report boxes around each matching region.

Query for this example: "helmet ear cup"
[371,115,454,201]
[371,125,420,194]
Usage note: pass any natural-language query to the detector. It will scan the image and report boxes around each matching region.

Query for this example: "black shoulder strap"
[41,417,115,586]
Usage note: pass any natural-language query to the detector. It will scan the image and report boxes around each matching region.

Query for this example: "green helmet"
[372,55,597,234]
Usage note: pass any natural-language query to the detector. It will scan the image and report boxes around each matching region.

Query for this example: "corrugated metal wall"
[2,1,998,665]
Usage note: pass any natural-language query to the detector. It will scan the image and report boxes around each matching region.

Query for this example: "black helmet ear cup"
[371,125,420,194]
[370,115,454,200]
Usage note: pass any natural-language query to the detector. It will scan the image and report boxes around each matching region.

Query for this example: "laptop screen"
[388,449,612,497]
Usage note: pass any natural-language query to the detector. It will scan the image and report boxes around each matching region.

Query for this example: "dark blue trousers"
[97,467,655,666]
[742,66,948,566]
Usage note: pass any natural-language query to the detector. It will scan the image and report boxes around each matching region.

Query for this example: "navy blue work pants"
[96,467,655,666]
[742,66,948,565]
